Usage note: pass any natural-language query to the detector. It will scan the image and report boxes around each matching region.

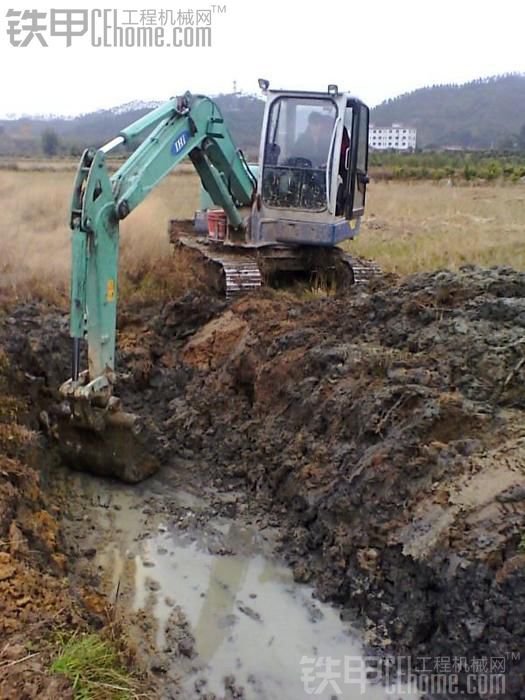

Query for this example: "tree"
[41,128,60,157]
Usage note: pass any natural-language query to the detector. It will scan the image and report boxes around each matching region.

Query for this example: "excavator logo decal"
[171,131,190,156]
[106,279,115,302]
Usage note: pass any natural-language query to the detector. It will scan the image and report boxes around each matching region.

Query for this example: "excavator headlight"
[258,78,270,92]
[328,84,338,96]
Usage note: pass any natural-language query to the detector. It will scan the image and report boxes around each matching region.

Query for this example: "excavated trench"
[43,461,418,699]
[2,265,525,698]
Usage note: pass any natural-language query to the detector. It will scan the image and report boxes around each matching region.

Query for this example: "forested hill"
[2,75,525,155]
[370,74,525,149]
[0,93,265,158]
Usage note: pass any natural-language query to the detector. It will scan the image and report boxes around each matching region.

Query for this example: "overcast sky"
[0,0,524,116]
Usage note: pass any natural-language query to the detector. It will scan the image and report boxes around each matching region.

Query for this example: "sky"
[0,0,524,116]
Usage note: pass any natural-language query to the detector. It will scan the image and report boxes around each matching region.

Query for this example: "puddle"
[47,467,419,699]
[87,483,419,699]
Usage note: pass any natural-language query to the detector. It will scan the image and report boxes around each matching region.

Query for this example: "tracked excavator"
[57,81,378,481]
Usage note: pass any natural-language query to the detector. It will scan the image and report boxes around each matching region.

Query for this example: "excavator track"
[214,256,262,299]
[170,220,381,299]
[172,233,263,298]
[339,252,383,285]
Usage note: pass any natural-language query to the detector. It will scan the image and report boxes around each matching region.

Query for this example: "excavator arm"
[58,92,255,481]
[66,92,254,394]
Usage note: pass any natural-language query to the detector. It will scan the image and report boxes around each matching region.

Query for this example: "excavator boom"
[58,92,255,481]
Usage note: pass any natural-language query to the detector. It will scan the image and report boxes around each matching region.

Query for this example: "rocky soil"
[2,265,525,697]
[0,344,120,698]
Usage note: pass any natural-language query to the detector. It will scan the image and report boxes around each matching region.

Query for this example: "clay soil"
[1,265,525,698]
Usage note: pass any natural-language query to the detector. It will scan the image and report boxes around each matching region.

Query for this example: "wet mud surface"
[46,462,415,699]
[2,265,525,697]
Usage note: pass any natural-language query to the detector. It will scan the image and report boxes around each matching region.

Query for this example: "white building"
[369,123,417,151]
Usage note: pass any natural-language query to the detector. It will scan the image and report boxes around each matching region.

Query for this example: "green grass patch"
[50,632,138,700]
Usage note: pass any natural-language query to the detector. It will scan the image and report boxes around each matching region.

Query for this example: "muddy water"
[51,467,419,699]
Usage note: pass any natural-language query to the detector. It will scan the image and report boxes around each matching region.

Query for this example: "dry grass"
[0,157,197,174]
[350,181,525,274]
[0,169,199,305]
[0,170,524,306]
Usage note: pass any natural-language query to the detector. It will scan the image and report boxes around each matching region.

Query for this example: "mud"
[0,344,104,698]
[45,462,417,699]
[2,265,525,697]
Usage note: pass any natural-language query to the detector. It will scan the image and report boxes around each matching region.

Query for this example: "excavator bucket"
[53,394,159,483]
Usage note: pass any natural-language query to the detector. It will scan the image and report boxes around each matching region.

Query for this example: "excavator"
[56,81,376,482]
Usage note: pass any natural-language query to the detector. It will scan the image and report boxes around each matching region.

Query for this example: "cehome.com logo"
[5,7,225,48]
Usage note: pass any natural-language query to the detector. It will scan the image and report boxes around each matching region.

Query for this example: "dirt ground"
[0,347,110,698]
[1,265,525,697]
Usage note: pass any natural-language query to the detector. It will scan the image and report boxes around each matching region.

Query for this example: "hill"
[0,93,265,158]
[2,75,525,156]
[371,74,525,149]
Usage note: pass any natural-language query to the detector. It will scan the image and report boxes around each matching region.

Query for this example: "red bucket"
[207,209,227,241]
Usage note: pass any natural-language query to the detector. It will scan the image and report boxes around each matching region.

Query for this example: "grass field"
[353,181,525,273]
[0,169,197,303]
[0,168,523,303]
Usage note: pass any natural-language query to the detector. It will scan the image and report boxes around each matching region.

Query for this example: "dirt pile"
[4,266,525,696]
[151,266,525,695]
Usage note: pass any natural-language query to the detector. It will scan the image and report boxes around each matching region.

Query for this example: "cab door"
[344,100,369,220]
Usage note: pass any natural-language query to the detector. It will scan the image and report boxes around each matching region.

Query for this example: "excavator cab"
[251,86,370,247]
[261,98,337,209]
